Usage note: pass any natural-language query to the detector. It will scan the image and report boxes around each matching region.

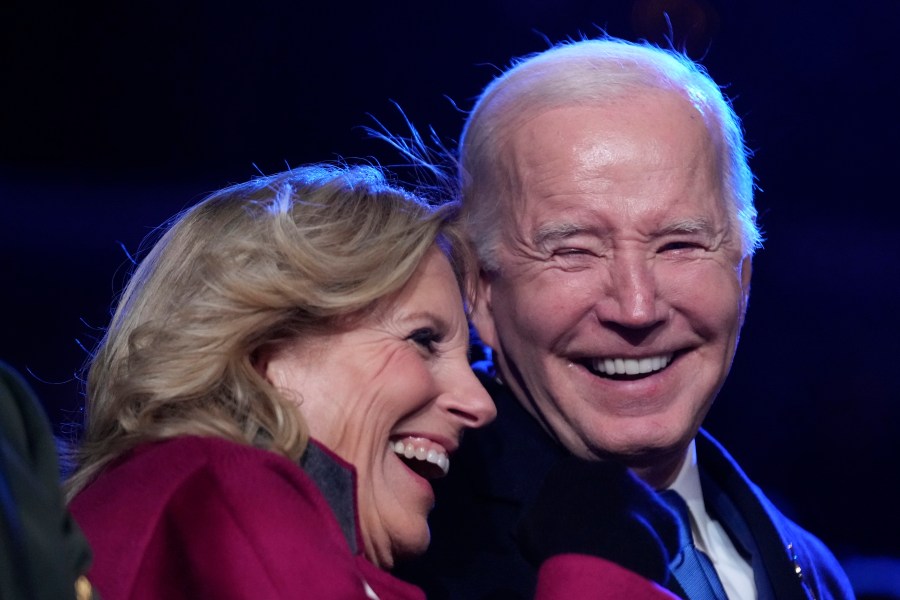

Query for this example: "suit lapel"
[697,430,813,599]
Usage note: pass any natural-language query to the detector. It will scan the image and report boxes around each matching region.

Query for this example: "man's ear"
[471,269,499,350]
[739,255,753,322]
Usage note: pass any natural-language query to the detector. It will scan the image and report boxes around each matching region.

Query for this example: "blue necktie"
[660,490,729,600]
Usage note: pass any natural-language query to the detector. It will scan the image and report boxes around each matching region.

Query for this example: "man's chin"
[581,430,693,484]
[608,438,690,489]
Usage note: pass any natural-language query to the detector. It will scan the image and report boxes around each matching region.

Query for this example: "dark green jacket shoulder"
[0,361,95,600]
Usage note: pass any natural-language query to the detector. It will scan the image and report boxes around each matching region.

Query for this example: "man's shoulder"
[445,369,564,501]
[397,367,554,599]
[696,430,854,599]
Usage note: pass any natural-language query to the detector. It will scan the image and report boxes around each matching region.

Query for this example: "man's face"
[473,91,752,480]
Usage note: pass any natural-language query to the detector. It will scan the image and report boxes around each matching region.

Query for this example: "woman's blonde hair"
[66,164,472,498]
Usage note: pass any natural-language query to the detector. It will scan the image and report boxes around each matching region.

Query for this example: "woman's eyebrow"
[402,311,450,332]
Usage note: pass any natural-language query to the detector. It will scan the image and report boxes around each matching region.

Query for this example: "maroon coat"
[70,436,673,599]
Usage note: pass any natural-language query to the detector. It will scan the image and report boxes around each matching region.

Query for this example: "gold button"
[75,575,93,600]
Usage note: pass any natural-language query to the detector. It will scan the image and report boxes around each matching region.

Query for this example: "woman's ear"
[251,343,281,386]
[251,338,316,396]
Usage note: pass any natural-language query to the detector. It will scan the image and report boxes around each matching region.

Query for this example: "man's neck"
[628,444,692,490]
[492,359,693,489]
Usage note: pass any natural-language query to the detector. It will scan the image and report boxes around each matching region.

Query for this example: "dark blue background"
[3,0,898,593]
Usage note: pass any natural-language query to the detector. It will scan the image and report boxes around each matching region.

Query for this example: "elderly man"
[400,38,854,599]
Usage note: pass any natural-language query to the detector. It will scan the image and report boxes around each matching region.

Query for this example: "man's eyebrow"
[655,218,717,237]
[532,222,595,247]
[531,218,720,246]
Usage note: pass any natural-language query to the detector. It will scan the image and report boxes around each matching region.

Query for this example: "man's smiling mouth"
[581,353,675,380]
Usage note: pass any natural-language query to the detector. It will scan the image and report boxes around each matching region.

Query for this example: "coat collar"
[471,368,818,599]
[697,431,815,599]
[300,439,361,554]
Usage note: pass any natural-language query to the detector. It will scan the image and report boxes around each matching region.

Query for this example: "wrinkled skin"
[473,92,751,488]
[262,248,496,567]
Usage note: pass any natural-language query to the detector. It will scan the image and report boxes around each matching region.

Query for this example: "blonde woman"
[67,165,678,599]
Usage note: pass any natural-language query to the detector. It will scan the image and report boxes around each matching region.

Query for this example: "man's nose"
[599,252,664,330]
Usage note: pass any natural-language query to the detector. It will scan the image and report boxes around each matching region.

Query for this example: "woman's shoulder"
[130,434,286,465]
[72,436,318,517]
[69,436,341,559]
[70,436,362,599]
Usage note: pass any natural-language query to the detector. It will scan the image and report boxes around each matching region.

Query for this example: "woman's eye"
[407,328,442,353]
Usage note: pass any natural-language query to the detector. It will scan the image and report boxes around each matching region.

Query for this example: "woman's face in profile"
[261,247,496,568]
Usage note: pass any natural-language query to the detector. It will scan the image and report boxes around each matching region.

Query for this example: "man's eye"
[552,247,594,259]
[407,328,442,353]
[659,241,703,253]
[551,248,598,270]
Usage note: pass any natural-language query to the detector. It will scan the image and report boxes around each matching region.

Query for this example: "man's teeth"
[592,354,673,376]
[391,440,450,475]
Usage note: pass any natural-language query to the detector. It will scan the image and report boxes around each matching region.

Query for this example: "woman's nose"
[439,365,496,429]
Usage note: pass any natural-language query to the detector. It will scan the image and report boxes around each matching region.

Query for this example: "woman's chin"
[384,527,432,570]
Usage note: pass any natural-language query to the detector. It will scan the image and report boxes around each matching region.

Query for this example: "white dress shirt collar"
[666,440,757,600]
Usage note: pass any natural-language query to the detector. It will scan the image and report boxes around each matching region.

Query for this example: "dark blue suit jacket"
[399,371,854,600]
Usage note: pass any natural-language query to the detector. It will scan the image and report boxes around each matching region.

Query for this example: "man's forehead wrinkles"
[521,160,618,196]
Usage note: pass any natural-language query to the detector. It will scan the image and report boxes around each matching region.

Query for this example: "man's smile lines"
[590,354,674,377]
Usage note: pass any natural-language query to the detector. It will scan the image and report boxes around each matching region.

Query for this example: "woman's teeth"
[391,439,450,476]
